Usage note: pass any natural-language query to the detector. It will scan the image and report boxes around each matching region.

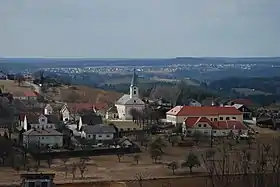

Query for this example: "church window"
[134,100,136,103]
[134,91,136,95]
[134,87,136,90]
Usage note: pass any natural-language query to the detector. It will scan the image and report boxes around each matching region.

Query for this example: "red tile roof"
[231,99,253,106]
[23,91,37,97]
[184,116,247,130]
[167,106,242,116]
[185,117,213,128]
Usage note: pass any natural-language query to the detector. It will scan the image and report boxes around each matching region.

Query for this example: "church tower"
[130,69,139,99]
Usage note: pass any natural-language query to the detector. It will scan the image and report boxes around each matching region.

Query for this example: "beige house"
[166,106,243,126]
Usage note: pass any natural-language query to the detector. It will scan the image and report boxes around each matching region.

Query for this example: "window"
[106,135,110,137]
[134,100,136,103]
[133,91,136,95]
[213,130,217,133]
[127,128,131,131]
[198,124,201,127]
[226,117,230,120]
[41,137,44,139]
[210,118,213,121]
[98,135,102,137]
[214,118,217,121]
[203,124,207,127]
[134,87,136,90]
[41,182,48,187]
[232,117,236,119]
[87,135,91,138]
[120,128,124,132]
[220,117,223,120]
[28,182,35,187]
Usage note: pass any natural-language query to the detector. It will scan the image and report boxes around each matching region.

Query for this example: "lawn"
[0,80,34,93]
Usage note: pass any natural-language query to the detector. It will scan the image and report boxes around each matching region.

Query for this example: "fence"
[30,146,141,160]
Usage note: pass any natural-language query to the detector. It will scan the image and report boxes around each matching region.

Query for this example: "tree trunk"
[189,167,192,173]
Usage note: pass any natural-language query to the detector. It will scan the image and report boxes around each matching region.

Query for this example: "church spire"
[130,68,137,87]
[129,68,139,98]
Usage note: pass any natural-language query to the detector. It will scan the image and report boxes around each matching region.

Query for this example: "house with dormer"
[21,113,63,148]
[60,103,106,123]
[183,116,248,137]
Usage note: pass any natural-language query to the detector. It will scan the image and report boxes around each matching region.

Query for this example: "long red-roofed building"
[183,116,248,137]
[166,106,243,126]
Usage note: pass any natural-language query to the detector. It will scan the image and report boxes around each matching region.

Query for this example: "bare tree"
[182,152,200,173]
[78,164,87,178]
[70,164,77,180]
[202,138,280,187]
[134,154,141,164]
[168,161,179,175]
[117,153,124,162]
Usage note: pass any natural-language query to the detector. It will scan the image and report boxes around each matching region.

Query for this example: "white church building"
[115,69,145,120]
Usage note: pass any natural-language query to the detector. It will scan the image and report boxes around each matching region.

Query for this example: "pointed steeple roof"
[130,68,137,87]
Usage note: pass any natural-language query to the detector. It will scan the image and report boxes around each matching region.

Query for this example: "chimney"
[23,115,28,131]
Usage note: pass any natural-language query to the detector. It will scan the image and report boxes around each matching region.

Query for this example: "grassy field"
[0,80,34,93]
[1,128,280,187]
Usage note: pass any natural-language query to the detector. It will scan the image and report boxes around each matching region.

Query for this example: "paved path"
[24,81,41,94]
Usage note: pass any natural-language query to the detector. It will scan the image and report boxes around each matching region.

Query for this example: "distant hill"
[208,76,280,105]
[1,57,280,67]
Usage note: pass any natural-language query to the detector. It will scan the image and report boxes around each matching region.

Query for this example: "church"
[115,69,145,120]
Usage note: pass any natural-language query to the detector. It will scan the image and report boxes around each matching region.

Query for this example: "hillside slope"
[45,85,122,107]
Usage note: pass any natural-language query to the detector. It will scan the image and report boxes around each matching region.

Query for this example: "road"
[24,81,41,94]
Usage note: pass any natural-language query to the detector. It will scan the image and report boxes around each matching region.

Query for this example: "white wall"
[30,123,55,129]
[85,133,114,140]
[116,104,126,120]
[184,128,248,137]
[23,135,63,148]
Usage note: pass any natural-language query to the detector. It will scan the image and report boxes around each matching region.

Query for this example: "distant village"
[0,69,279,186]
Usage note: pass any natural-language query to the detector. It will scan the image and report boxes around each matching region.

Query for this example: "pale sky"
[1,0,280,58]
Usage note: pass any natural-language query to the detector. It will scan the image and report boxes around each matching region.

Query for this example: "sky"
[1,0,280,58]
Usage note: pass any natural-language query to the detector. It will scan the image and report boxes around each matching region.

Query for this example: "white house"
[182,116,248,137]
[44,104,53,115]
[22,128,63,148]
[22,114,62,148]
[60,104,70,122]
[81,124,116,145]
[115,69,145,120]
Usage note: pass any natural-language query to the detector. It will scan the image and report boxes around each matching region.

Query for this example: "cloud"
[0,0,279,57]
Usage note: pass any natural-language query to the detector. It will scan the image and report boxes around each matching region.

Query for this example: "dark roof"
[22,128,62,136]
[46,114,59,124]
[130,68,138,86]
[83,124,116,134]
[81,113,102,125]
[107,106,117,113]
